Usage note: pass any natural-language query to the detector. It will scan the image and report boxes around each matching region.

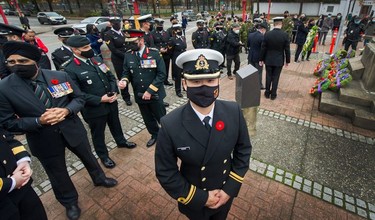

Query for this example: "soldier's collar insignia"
[194,54,209,70]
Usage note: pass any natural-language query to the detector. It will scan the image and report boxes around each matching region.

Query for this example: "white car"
[71,17,110,33]
[37,12,67,25]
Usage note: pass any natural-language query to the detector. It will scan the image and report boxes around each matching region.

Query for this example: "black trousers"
[112,56,130,102]
[172,55,182,94]
[162,54,171,83]
[180,198,233,220]
[37,133,107,207]
[138,100,166,138]
[265,65,283,97]
[226,54,240,76]
[319,32,328,44]
[344,40,358,51]
[1,183,47,220]
[291,30,297,43]
[85,102,127,159]
[294,44,303,62]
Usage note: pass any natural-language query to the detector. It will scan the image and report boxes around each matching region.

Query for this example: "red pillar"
[267,0,271,20]
[0,6,9,24]
[242,0,247,21]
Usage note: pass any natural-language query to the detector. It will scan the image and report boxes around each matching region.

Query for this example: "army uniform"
[210,23,227,66]
[63,45,136,167]
[168,25,187,96]
[192,20,210,49]
[121,35,166,146]
[239,22,249,53]
[282,17,294,39]
[103,28,132,104]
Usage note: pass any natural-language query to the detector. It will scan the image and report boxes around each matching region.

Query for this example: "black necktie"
[203,116,211,132]
[32,81,52,108]
[136,52,141,57]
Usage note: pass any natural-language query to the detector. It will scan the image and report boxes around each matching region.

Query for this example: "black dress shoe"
[164,81,173,86]
[101,157,116,168]
[125,100,132,106]
[264,92,270,99]
[176,93,183,98]
[94,177,118,188]
[146,138,156,147]
[271,96,277,100]
[66,204,81,220]
[164,102,170,107]
[118,141,137,149]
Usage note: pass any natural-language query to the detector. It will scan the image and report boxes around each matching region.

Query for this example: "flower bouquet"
[309,77,331,97]
[302,25,319,57]
[328,68,352,91]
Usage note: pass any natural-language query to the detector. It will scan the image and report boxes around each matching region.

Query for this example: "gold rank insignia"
[105,40,110,45]
[194,54,209,70]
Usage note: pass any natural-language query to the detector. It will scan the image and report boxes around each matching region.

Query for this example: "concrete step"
[348,56,365,80]
[319,91,375,130]
[339,80,375,108]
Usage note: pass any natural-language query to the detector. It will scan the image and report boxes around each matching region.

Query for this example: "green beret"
[66,35,90,48]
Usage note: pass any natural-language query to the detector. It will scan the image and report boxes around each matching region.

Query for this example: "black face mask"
[9,64,38,79]
[216,27,223,31]
[176,31,183,36]
[80,49,95,58]
[198,27,204,31]
[187,85,219,107]
[156,26,163,31]
[112,23,121,31]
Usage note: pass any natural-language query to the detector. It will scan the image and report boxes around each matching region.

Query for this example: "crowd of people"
[0,9,373,220]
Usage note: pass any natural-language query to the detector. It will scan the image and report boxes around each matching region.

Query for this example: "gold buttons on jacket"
[3,160,7,164]
[201,166,205,171]
[223,170,227,174]
[202,177,206,182]
[223,159,227,164]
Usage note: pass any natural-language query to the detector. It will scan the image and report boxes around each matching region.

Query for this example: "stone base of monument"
[319,43,375,131]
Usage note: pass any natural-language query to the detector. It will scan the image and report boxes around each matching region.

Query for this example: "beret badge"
[194,54,209,71]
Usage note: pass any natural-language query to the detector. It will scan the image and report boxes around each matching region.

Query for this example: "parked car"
[72,17,110,33]
[37,12,67,25]
[4,9,17,16]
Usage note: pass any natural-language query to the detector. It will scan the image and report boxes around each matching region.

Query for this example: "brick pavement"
[39,43,373,219]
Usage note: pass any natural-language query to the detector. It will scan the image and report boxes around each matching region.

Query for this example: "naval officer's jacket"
[155,100,251,213]
[121,47,166,104]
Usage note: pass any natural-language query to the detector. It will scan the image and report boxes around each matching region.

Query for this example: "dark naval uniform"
[152,27,172,85]
[121,47,166,140]
[143,31,155,47]
[210,29,227,65]
[0,128,47,220]
[51,45,72,70]
[168,33,186,95]
[62,55,133,161]
[192,28,210,49]
[103,29,131,103]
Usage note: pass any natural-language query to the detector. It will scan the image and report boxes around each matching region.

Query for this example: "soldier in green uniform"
[118,30,166,148]
[281,11,294,40]
[239,18,251,54]
[62,36,137,169]
[226,17,233,32]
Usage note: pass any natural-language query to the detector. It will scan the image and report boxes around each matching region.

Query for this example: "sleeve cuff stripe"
[12,146,27,155]
[149,84,158,92]
[177,185,196,205]
[229,171,244,183]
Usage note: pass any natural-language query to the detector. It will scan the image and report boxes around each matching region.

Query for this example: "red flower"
[142,54,148,59]
[51,79,59,85]
[73,58,80,65]
[215,121,225,131]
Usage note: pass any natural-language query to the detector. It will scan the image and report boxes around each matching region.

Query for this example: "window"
[327,6,334,13]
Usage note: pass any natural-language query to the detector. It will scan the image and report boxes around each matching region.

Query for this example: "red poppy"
[215,121,225,131]
[73,58,80,65]
[51,79,59,85]
[142,54,148,59]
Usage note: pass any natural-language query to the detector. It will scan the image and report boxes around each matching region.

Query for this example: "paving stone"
[323,193,332,202]
[345,195,355,204]
[351,133,359,141]
[286,117,291,122]
[291,118,298,123]
[258,162,267,169]
[304,179,312,187]
[132,127,142,132]
[302,185,311,193]
[40,180,50,188]
[323,126,330,132]
[370,212,375,220]
[359,135,367,143]
[292,182,302,190]
[356,198,367,208]
[357,208,368,218]
[284,178,292,186]
[42,184,52,192]
[249,163,257,171]
[303,122,310,127]
[75,164,84,170]
[269,112,274,117]
[313,189,321,198]
[275,175,283,182]
[264,110,269,115]
[334,190,343,199]
[34,187,42,196]
[367,138,374,145]
[68,169,76,176]
[285,172,293,179]
[334,198,344,207]
[345,203,356,212]
[259,109,264,114]
[310,124,316,129]
[267,165,275,171]
[369,203,375,212]
[323,187,332,195]
[329,127,336,134]
[316,124,323,130]
[295,175,303,183]
[279,115,286,120]
[276,169,284,175]
[266,171,274,178]
[257,167,265,175]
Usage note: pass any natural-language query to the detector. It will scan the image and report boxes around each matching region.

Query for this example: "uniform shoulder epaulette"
[125,49,132,53]
[60,57,74,68]
[149,47,159,51]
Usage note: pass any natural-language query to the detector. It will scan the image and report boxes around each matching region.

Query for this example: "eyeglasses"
[5,58,33,65]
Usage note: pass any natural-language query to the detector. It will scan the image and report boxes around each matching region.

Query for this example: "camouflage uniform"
[282,17,294,39]
[240,21,253,53]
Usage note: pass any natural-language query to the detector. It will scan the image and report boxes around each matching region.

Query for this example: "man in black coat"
[344,17,365,51]
[260,17,291,100]
[192,20,210,49]
[155,49,251,219]
[294,19,309,62]
[103,17,132,106]
[0,127,47,220]
[51,27,74,70]
[247,22,267,89]
[138,14,155,47]
[63,36,137,169]
[225,23,244,80]
[118,30,166,147]
[210,22,227,68]
[0,42,117,220]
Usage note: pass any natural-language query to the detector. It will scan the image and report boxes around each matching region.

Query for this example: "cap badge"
[195,54,209,70]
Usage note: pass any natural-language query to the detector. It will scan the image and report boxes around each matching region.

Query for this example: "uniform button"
[3,160,6,164]
[140,73,142,75]
[7,175,10,178]
[142,86,144,88]
[223,181,226,185]
[223,159,227,164]
[201,166,205,171]
[2,135,6,138]
[140,79,143,81]
[202,177,206,182]
[223,170,227,174]
[203,188,207,191]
